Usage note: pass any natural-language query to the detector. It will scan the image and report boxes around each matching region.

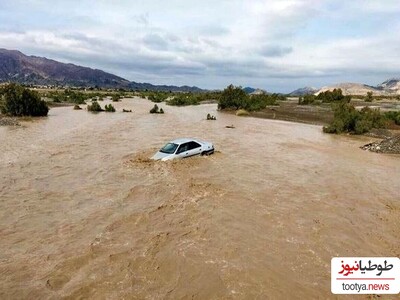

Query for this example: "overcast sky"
[0,0,399,92]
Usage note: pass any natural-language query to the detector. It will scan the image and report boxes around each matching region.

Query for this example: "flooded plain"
[0,98,399,299]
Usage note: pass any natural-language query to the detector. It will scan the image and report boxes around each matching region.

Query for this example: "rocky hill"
[316,80,400,96]
[288,87,318,96]
[377,78,400,93]
[289,79,400,96]
[316,83,382,96]
[0,49,203,92]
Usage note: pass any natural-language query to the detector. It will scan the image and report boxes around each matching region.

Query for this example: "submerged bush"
[0,83,49,116]
[73,105,82,110]
[207,113,217,120]
[104,104,116,112]
[150,104,164,114]
[87,101,103,112]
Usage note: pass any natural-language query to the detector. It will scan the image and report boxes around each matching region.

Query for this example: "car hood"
[151,151,173,161]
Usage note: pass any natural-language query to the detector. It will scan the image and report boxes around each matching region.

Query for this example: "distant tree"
[316,88,351,103]
[365,91,373,102]
[0,83,49,116]
[218,84,248,110]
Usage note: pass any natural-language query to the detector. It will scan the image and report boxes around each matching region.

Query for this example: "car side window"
[176,143,189,154]
[188,141,201,150]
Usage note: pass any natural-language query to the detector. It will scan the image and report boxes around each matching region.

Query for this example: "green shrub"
[122,109,132,112]
[45,90,99,104]
[104,104,116,112]
[87,101,103,112]
[0,83,49,116]
[384,111,400,125]
[365,91,373,102]
[218,85,248,110]
[316,88,351,103]
[148,92,169,103]
[298,94,317,105]
[250,94,283,110]
[323,102,386,134]
[159,108,164,114]
[112,95,120,102]
[167,93,200,106]
[218,85,284,111]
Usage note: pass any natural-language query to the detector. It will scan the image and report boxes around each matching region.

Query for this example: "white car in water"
[151,138,215,161]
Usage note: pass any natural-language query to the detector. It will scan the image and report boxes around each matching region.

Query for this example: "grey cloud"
[258,45,293,57]
[142,33,169,50]
[198,25,230,37]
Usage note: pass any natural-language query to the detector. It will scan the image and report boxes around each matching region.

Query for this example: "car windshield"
[159,143,178,154]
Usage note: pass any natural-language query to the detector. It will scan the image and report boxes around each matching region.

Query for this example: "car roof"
[170,138,198,145]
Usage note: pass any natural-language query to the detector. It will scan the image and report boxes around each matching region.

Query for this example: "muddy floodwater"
[0,98,399,299]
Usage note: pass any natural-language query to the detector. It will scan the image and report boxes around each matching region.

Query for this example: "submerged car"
[151,138,214,161]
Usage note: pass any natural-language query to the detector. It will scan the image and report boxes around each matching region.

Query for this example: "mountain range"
[1,48,399,95]
[0,49,203,92]
[291,80,400,96]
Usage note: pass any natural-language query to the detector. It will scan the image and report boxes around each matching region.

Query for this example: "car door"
[186,141,202,157]
[175,143,190,158]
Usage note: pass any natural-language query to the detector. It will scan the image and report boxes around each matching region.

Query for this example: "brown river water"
[0,98,399,299]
